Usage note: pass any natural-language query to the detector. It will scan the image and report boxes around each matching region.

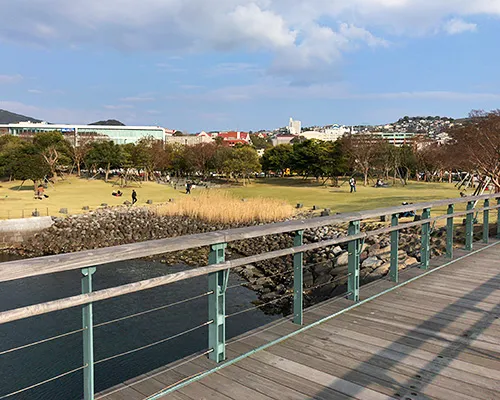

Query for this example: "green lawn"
[0,176,483,220]
[0,177,182,219]
[230,178,466,213]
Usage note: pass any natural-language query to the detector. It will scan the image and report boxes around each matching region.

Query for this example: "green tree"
[250,134,272,150]
[261,144,293,176]
[291,139,324,178]
[223,146,261,184]
[0,135,24,179]
[10,144,51,190]
[318,140,348,185]
[85,141,124,182]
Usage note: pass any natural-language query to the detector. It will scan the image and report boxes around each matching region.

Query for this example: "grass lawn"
[230,178,469,213]
[0,176,489,221]
[0,177,182,219]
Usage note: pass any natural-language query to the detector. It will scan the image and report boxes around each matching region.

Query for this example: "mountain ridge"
[0,109,42,124]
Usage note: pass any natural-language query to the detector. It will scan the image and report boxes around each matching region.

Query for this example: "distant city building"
[217,131,251,146]
[301,124,350,142]
[288,117,301,135]
[372,132,419,147]
[272,134,297,146]
[165,133,213,146]
[0,121,166,146]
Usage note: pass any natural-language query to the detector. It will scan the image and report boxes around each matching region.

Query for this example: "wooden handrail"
[0,193,498,284]
[0,202,499,325]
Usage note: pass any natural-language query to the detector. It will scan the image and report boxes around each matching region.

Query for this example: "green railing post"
[347,221,360,302]
[497,197,500,239]
[483,199,490,243]
[465,201,474,251]
[293,230,304,325]
[208,243,227,363]
[420,208,431,270]
[389,214,399,282]
[82,267,96,400]
[446,204,454,259]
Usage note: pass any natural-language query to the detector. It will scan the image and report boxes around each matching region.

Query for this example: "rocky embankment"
[6,207,457,315]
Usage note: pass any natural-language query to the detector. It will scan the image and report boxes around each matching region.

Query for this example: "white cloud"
[28,89,42,94]
[0,74,23,84]
[443,18,477,35]
[120,96,155,102]
[0,1,498,81]
[103,104,134,110]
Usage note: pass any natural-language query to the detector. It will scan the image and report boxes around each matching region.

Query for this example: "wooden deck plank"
[302,325,500,391]
[247,328,494,400]
[226,347,355,400]
[349,302,500,336]
[323,311,500,362]
[200,361,318,400]
[272,329,497,400]
[372,297,500,326]
[174,361,275,400]
[248,348,395,400]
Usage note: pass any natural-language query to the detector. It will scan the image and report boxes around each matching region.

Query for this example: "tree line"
[0,109,499,189]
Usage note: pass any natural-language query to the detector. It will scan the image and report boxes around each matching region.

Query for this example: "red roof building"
[218,131,250,144]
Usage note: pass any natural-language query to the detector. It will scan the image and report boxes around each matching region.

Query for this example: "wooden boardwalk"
[98,240,500,400]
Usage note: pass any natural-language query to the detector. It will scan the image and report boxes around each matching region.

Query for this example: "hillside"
[0,109,42,124]
[89,119,125,126]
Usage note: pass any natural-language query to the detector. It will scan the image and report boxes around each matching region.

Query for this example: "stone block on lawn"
[59,208,68,214]
[82,206,90,210]
[296,203,303,209]
[146,199,153,204]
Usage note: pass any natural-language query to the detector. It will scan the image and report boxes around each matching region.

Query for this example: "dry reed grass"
[156,190,296,224]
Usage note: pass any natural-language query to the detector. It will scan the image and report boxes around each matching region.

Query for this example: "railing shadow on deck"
[312,267,500,400]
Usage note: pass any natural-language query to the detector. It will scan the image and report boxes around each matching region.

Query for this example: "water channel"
[0,256,278,399]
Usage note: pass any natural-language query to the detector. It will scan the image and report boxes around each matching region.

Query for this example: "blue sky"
[0,1,499,132]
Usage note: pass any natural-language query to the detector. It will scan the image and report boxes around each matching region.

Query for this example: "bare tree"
[449,110,500,191]
[344,134,385,186]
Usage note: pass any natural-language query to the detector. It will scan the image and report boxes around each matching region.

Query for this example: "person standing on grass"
[186,182,192,195]
[349,177,357,193]
[132,190,137,204]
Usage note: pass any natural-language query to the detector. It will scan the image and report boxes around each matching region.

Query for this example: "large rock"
[403,257,418,267]
[362,256,383,269]
[332,246,343,256]
[335,251,349,266]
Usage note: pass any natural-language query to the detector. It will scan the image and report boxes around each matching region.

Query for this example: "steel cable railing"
[0,365,87,399]
[94,291,213,329]
[0,291,212,357]
[94,320,213,365]
[0,327,86,356]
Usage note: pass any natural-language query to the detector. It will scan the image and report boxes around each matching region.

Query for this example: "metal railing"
[0,193,499,399]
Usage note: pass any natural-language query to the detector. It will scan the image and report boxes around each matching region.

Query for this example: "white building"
[301,125,350,142]
[0,121,166,146]
[272,134,297,146]
[164,131,214,146]
[288,117,301,135]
